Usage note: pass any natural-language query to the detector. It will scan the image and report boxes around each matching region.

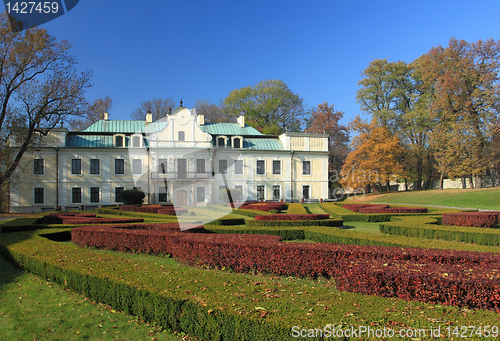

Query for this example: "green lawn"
[0,257,187,341]
[361,187,500,210]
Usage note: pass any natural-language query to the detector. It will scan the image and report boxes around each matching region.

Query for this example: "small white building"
[10,105,329,212]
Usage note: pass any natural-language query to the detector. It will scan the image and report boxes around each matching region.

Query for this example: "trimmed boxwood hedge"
[380,215,500,246]
[204,218,246,226]
[246,219,343,227]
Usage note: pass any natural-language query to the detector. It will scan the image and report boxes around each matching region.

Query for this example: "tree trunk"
[415,156,423,190]
[439,171,445,190]
[461,177,466,189]
[386,180,391,192]
[475,173,483,189]
[404,178,408,191]
[469,175,474,189]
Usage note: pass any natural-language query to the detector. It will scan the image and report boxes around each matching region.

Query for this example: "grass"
[3,201,500,340]
[354,187,500,210]
[0,256,187,341]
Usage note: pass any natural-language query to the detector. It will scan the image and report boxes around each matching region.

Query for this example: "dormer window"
[114,134,125,147]
[217,136,226,148]
[233,137,242,149]
[132,135,142,148]
[178,131,185,141]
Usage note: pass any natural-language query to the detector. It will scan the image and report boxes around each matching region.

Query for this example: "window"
[234,185,243,201]
[273,160,281,175]
[234,160,243,175]
[132,135,141,147]
[177,159,187,178]
[196,159,205,174]
[90,187,100,203]
[34,188,44,204]
[158,186,168,202]
[256,160,265,175]
[115,187,124,203]
[115,159,125,175]
[257,185,265,201]
[33,159,44,175]
[196,187,205,203]
[218,185,227,201]
[132,159,142,175]
[303,185,310,200]
[90,159,100,175]
[273,185,280,200]
[71,158,82,175]
[233,137,241,149]
[72,187,82,204]
[115,135,124,147]
[303,161,311,175]
[178,131,185,141]
[219,160,227,174]
[158,159,167,174]
[217,137,225,148]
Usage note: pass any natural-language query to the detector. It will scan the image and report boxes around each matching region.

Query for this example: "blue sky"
[27,0,500,125]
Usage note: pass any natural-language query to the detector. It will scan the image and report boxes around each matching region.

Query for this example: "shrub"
[359,207,428,214]
[442,212,498,228]
[254,214,330,221]
[247,219,343,227]
[120,189,146,205]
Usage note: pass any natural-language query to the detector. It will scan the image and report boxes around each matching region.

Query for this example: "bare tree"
[131,97,175,121]
[0,13,91,186]
[195,99,229,123]
[70,96,112,131]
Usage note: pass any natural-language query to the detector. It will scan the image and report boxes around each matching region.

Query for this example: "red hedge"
[359,207,428,214]
[342,204,389,212]
[119,204,186,216]
[235,202,288,212]
[442,212,499,228]
[255,214,330,221]
[72,225,500,311]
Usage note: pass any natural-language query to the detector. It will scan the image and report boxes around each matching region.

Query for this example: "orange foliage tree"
[340,118,405,192]
[306,102,349,175]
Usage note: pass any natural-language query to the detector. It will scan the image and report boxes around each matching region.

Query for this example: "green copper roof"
[243,138,283,150]
[200,123,263,136]
[83,120,262,136]
[83,120,148,133]
[66,134,124,148]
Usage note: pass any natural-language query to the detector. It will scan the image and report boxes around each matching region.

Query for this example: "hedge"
[246,219,344,227]
[254,214,330,221]
[442,212,499,228]
[204,218,246,226]
[342,204,389,212]
[380,216,500,246]
[0,231,296,341]
[237,202,288,213]
[358,207,428,214]
[36,213,144,225]
[72,225,500,311]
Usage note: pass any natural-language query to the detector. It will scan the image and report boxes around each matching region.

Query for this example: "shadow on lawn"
[0,217,41,289]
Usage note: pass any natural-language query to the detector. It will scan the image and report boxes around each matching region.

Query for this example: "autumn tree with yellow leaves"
[340,118,405,193]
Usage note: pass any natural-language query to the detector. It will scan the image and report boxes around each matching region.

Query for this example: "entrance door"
[177,190,187,206]
[177,159,187,179]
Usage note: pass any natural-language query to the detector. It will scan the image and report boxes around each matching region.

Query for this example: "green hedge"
[231,208,271,218]
[204,218,246,226]
[0,230,327,341]
[380,216,500,246]
[246,219,343,228]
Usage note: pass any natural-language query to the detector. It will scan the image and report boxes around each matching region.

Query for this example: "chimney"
[197,114,205,125]
[237,115,245,128]
[146,111,153,123]
[103,112,109,120]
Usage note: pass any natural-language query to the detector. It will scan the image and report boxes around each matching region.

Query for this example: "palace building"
[9,105,329,213]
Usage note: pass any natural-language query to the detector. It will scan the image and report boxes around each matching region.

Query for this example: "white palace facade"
[9,105,329,213]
